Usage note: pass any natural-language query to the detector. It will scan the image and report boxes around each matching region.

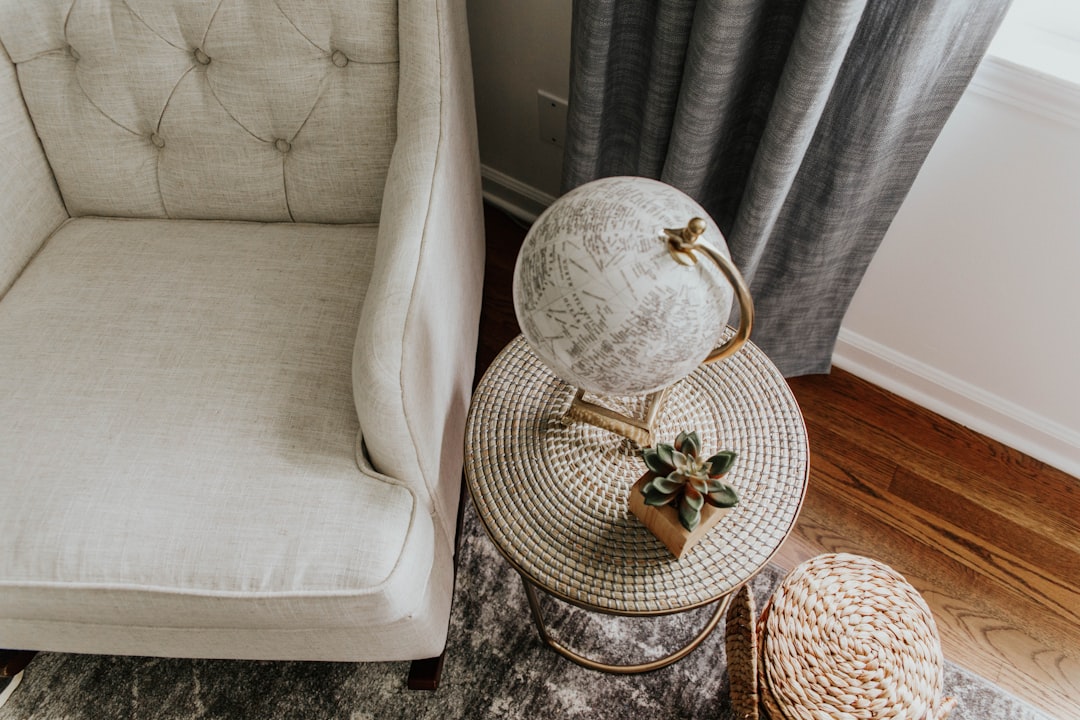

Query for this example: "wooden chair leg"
[407,653,446,691]
[0,650,36,678]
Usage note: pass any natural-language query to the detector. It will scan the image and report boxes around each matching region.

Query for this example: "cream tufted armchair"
[0,0,483,688]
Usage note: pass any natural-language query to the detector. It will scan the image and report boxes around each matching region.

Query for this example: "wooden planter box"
[628,472,733,560]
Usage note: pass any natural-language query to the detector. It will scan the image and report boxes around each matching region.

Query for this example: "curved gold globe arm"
[664,217,754,364]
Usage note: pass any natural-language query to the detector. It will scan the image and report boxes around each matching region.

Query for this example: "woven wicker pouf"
[751,553,955,720]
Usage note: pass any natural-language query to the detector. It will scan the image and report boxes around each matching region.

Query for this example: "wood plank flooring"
[477,204,1080,719]
[781,372,1080,719]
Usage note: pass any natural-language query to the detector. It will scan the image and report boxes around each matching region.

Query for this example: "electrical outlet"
[537,90,568,148]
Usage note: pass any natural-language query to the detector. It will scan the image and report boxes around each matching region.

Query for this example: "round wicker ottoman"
[727,553,955,720]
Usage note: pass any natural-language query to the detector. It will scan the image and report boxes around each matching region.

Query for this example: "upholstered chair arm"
[0,39,67,297]
[353,0,484,547]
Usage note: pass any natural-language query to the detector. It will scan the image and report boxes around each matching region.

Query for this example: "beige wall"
[467,0,570,211]
[837,58,1080,476]
[467,5,1080,476]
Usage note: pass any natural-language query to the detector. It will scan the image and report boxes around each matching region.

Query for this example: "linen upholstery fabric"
[353,0,484,546]
[0,218,452,660]
[0,41,66,296]
[0,0,483,663]
[562,0,1011,376]
[0,0,397,223]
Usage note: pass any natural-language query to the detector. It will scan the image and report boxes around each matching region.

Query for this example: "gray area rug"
[0,506,1053,719]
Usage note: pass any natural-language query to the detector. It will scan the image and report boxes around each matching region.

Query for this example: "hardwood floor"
[477,204,1080,719]
[780,372,1079,719]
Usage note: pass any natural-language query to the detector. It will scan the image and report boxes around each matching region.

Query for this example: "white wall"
[467,0,570,214]
[468,5,1080,478]
[836,58,1080,477]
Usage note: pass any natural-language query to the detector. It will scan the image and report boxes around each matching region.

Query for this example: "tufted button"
[68,45,80,62]
[193,48,211,65]
[274,138,292,154]
[331,50,349,68]
[150,133,165,149]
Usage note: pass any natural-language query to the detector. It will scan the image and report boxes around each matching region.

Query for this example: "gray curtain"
[562,0,1011,376]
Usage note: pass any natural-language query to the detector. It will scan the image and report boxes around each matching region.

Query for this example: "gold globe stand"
[564,387,670,448]
[564,218,755,447]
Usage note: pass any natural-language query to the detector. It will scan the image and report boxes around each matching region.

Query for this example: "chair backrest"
[0,0,398,224]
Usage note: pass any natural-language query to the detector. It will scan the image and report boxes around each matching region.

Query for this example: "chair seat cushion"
[0,218,435,639]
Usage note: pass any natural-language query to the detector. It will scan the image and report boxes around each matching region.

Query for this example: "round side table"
[464,335,808,673]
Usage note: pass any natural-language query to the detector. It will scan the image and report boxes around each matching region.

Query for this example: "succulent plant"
[640,431,738,532]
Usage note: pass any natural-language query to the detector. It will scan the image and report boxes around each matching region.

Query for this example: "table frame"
[464,336,808,674]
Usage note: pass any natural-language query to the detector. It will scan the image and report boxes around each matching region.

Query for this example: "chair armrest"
[0,40,67,297]
[353,0,485,547]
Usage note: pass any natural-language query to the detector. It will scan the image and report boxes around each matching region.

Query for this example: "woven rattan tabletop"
[464,335,808,615]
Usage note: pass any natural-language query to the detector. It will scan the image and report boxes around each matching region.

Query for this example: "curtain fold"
[563,0,1011,376]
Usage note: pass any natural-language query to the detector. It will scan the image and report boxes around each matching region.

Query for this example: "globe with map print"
[512,176,752,398]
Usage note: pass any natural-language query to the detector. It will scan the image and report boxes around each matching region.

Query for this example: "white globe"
[513,176,737,397]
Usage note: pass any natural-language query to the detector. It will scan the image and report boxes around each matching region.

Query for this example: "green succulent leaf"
[707,450,737,477]
[706,484,739,508]
[679,497,702,532]
[674,431,701,458]
[670,450,690,473]
[642,482,677,507]
[705,478,725,494]
[652,474,686,494]
[683,485,704,511]
[642,447,675,475]
[688,476,710,496]
[656,443,677,470]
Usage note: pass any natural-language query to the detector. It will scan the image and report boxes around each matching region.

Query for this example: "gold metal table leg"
[519,573,732,674]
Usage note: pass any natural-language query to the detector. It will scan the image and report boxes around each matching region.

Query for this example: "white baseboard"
[970,54,1080,129]
[480,165,555,223]
[833,328,1080,479]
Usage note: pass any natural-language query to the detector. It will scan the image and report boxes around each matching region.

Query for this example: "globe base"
[564,386,672,447]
